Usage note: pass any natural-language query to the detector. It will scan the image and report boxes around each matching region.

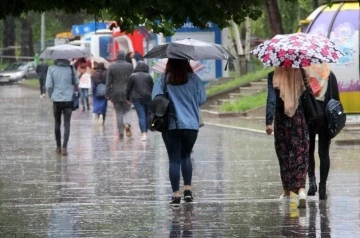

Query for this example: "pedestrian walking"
[152,59,206,207]
[126,61,154,141]
[45,59,79,156]
[265,67,309,208]
[106,50,134,138]
[305,64,340,200]
[36,58,48,98]
[91,62,108,125]
[78,63,91,112]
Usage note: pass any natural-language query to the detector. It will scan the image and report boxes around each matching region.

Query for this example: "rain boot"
[307,176,317,196]
[86,98,90,110]
[319,182,327,200]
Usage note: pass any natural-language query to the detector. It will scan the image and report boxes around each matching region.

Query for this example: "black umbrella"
[144,38,235,61]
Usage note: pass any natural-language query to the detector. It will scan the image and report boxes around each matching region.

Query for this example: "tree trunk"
[20,14,34,57]
[264,0,284,37]
[2,15,16,63]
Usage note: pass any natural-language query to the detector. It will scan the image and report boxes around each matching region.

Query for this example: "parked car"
[0,61,37,84]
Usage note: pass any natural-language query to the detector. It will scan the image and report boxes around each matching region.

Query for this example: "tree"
[0,0,303,36]
[264,0,284,36]
[20,14,34,57]
[2,15,16,63]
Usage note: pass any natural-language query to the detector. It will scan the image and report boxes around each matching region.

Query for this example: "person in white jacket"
[78,63,92,111]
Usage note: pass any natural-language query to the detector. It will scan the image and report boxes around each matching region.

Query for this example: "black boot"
[86,98,90,110]
[319,182,327,200]
[307,176,317,196]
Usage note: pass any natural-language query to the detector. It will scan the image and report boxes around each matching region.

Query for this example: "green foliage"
[220,91,267,112]
[21,79,39,87]
[0,0,304,36]
[206,68,273,96]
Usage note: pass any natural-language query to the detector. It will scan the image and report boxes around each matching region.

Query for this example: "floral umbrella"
[251,33,345,68]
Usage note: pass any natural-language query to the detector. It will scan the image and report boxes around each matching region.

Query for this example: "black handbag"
[70,66,80,111]
[300,67,323,127]
[325,76,346,138]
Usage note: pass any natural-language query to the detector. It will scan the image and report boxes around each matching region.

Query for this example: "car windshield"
[4,62,27,70]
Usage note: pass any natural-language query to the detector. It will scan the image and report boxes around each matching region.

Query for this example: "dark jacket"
[106,51,134,102]
[265,71,340,126]
[91,63,106,92]
[36,62,48,80]
[126,62,154,102]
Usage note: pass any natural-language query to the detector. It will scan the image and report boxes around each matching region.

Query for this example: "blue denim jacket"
[266,72,276,126]
[152,73,207,130]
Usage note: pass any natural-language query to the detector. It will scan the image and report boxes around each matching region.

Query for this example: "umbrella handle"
[224,60,229,71]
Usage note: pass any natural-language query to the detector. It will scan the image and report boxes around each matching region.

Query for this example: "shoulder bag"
[300,67,323,128]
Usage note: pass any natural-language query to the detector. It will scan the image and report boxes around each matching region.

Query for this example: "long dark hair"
[165,59,193,85]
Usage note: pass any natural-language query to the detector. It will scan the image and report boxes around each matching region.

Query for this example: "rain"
[0,85,359,237]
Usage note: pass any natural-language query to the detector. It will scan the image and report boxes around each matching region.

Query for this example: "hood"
[116,50,126,61]
[134,61,149,73]
[55,59,71,66]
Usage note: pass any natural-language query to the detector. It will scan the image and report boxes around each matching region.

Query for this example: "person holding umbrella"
[265,67,308,208]
[45,59,79,156]
[152,59,206,207]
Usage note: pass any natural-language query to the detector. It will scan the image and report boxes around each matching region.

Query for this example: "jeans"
[113,102,132,135]
[53,102,73,149]
[308,120,331,184]
[39,78,46,95]
[133,101,149,133]
[79,88,89,108]
[162,129,198,192]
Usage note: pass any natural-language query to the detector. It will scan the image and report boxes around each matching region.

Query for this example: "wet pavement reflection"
[0,85,359,237]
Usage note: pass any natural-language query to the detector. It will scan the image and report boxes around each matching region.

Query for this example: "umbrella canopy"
[144,38,235,61]
[151,59,205,74]
[40,44,92,60]
[251,33,345,68]
[89,56,111,68]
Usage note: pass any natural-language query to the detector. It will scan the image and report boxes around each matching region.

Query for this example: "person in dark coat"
[305,64,340,200]
[126,61,154,141]
[91,62,108,125]
[36,59,48,98]
[106,50,134,138]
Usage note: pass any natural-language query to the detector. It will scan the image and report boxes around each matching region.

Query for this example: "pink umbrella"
[251,33,345,68]
[151,59,206,74]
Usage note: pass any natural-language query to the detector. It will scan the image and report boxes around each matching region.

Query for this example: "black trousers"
[308,117,331,184]
[39,78,46,95]
[53,102,72,148]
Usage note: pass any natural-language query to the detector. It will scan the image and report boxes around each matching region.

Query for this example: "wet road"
[0,85,359,237]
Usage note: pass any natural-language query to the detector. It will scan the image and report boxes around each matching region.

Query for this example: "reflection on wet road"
[0,85,359,237]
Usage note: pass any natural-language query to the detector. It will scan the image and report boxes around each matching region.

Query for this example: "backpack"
[325,81,346,138]
[149,95,171,132]
[148,76,177,132]
[95,83,106,99]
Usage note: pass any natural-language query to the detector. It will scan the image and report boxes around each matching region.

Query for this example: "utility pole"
[245,17,251,62]
[41,12,45,51]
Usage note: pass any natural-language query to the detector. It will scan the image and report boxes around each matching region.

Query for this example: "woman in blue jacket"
[152,59,206,207]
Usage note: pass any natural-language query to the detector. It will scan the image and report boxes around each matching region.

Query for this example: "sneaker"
[61,148,68,156]
[279,193,290,200]
[125,124,131,137]
[55,147,61,154]
[297,191,307,208]
[141,133,147,141]
[184,190,193,203]
[170,197,181,207]
[119,134,124,139]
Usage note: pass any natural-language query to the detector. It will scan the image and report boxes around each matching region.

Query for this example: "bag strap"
[300,67,314,94]
[163,73,178,129]
[328,73,333,99]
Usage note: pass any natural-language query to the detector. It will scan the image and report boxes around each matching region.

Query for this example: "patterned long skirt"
[274,106,309,192]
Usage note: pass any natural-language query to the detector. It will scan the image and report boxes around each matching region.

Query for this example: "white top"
[79,72,91,89]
